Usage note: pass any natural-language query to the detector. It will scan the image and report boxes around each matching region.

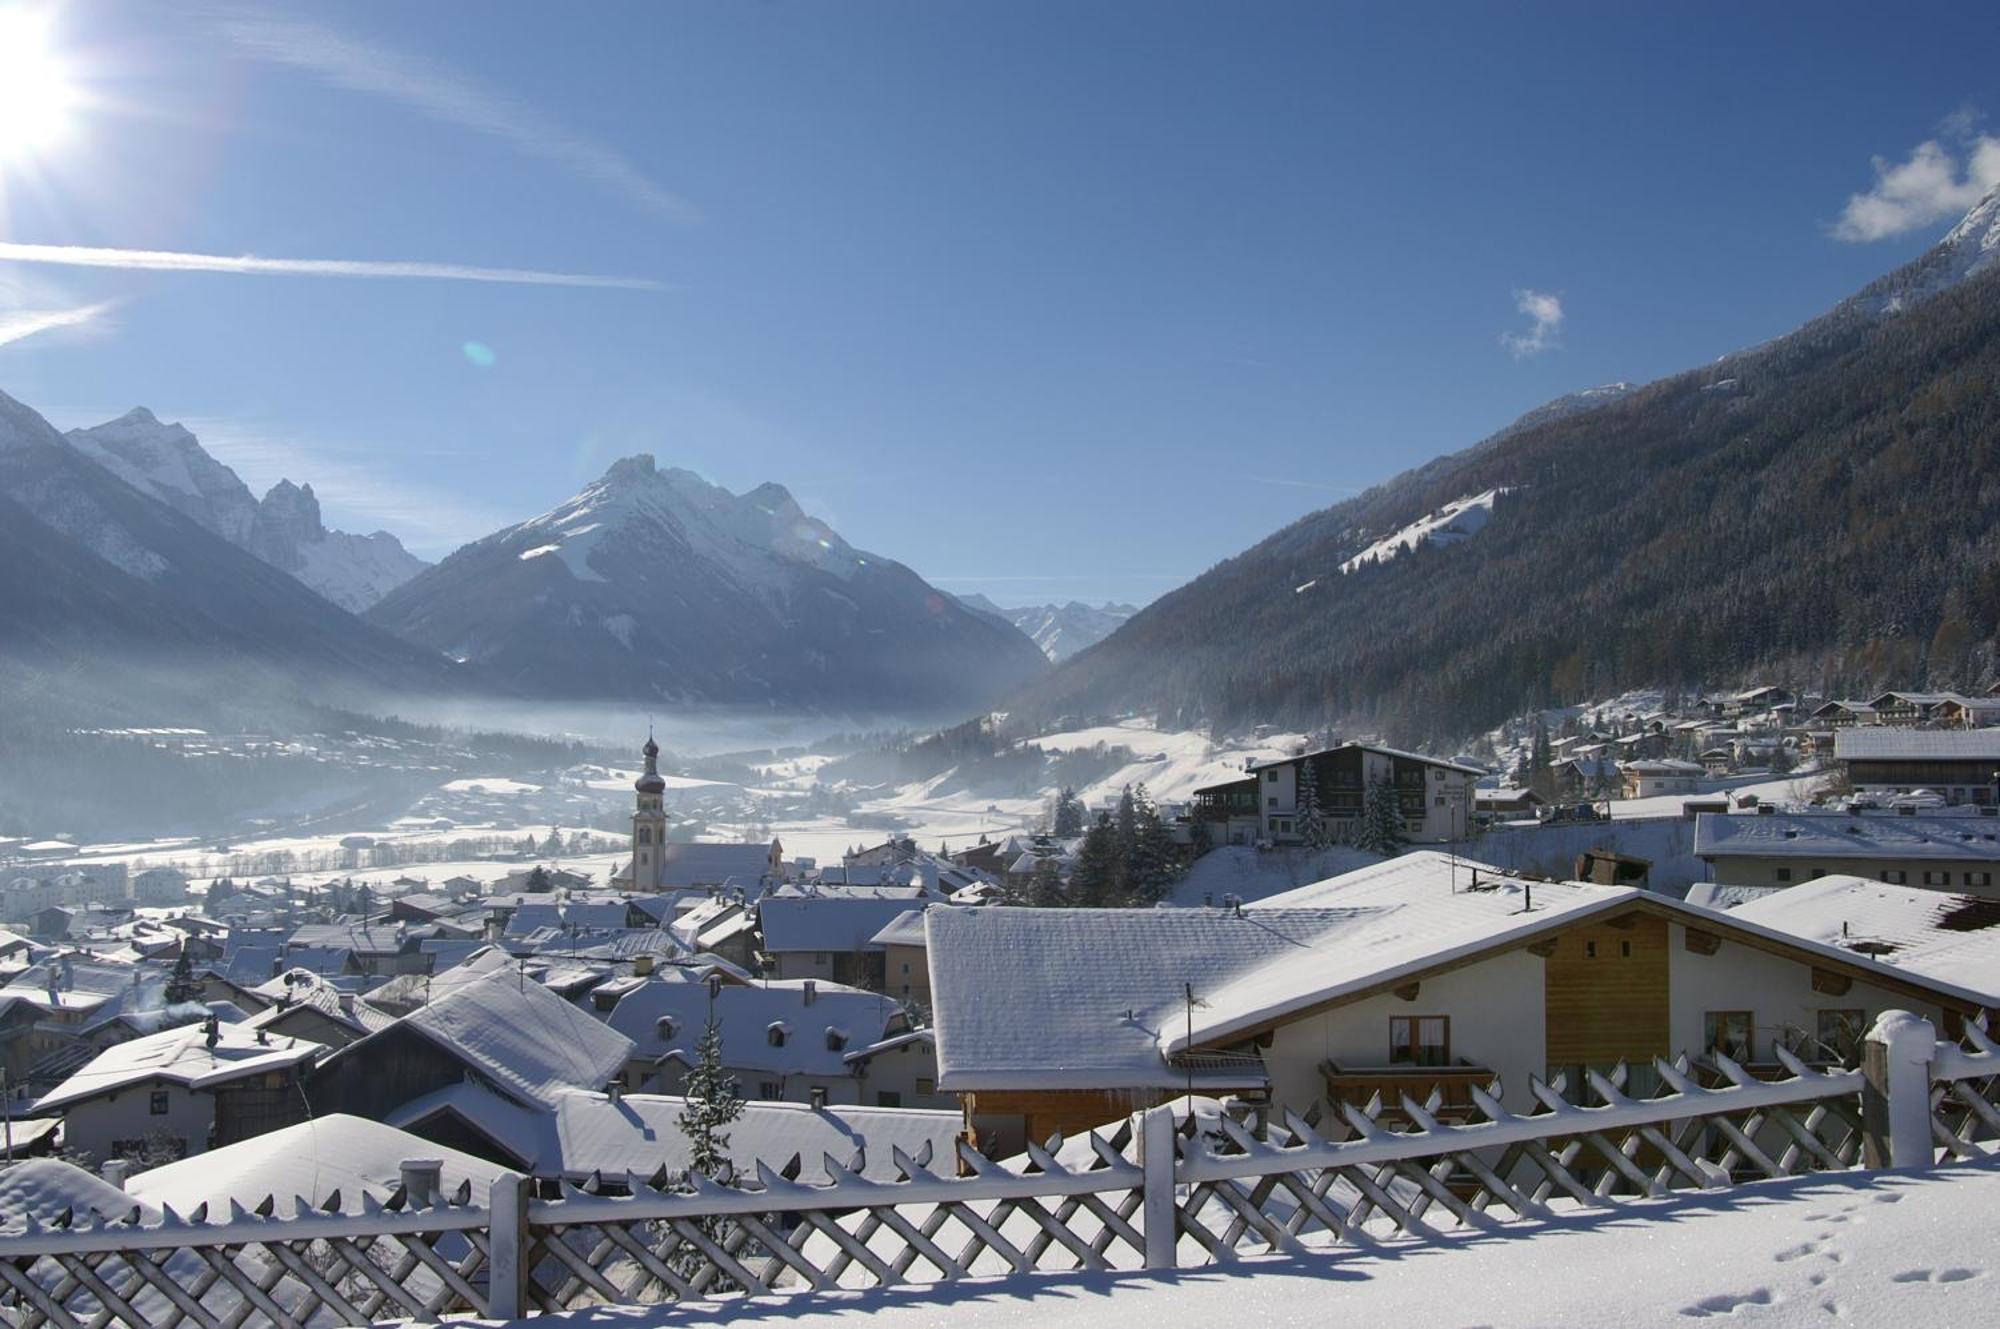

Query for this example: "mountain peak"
[601,454,658,486]
[115,406,161,426]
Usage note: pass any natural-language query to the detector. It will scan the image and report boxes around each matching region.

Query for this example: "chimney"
[633,954,654,977]
[399,1159,442,1207]
[101,1159,131,1191]
[802,980,817,1007]
[809,1086,828,1111]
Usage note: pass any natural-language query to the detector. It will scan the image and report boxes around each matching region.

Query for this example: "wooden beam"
[1812,967,1853,997]
[1392,980,1421,1003]
[1526,939,1559,958]
[1685,927,1722,956]
[1603,912,1643,931]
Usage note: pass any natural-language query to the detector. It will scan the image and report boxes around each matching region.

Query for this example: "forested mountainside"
[1014,218,2000,746]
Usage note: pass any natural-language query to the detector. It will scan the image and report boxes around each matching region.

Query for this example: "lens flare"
[462,340,496,367]
[0,9,77,165]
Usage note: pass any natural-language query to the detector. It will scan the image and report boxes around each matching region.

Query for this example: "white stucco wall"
[61,1081,213,1164]
[1665,923,1944,1062]
[1262,948,1548,1114]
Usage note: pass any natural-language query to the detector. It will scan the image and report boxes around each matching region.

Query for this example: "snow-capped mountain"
[955,595,1138,662]
[0,389,459,711]
[1336,488,1507,574]
[64,410,428,612]
[367,455,1048,713]
[1843,179,2000,316]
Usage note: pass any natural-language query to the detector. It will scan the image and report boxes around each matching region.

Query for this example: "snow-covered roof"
[129,1114,508,1214]
[607,976,903,1078]
[387,1081,557,1171]
[656,841,776,888]
[868,910,929,949]
[758,893,944,954]
[1694,812,2000,862]
[247,971,396,1035]
[552,1092,960,1184]
[388,969,635,1108]
[1723,876,2000,1003]
[1245,742,1485,777]
[1622,759,1706,775]
[33,1021,322,1113]
[1835,729,2000,761]
[0,1160,156,1229]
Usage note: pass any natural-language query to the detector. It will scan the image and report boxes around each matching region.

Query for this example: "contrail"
[0,301,112,348]
[0,242,664,291]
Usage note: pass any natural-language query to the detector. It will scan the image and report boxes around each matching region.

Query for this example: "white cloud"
[215,9,693,221]
[0,300,112,349]
[1501,289,1563,358]
[0,241,661,290]
[1832,132,2000,242]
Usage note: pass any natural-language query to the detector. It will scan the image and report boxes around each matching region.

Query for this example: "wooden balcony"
[1321,1059,1496,1124]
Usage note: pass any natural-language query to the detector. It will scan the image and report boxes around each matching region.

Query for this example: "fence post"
[1861,1010,1937,1169]
[1139,1103,1178,1270]
[488,1171,532,1320]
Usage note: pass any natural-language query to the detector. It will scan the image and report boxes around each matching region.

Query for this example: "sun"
[0,8,78,165]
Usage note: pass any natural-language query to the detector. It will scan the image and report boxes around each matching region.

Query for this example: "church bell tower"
[631,731,668,890]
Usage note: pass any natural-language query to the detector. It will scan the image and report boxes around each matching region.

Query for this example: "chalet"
[1931,695,2000,729]
[1866,691,1959,727]
[1811,700,1877,729]
[1620,758,1706,799]
[29,1019,321,1164]
[1552,755,1618,799]
[1474,787,1544,819]
[1834,728,2000,807]
[757,884,947,989]
[1192,743,1480,847]
[925,852,1994,1156]
[1693,811,2000,893]
[603,972,941,1108]
[304,968,634,1127]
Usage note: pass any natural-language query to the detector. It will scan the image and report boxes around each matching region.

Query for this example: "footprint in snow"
[1891,1268,1981,1284]
[1680,1288,1776,1318]
[1774,1243,1818,1263]
[1870,1192,1903,1205]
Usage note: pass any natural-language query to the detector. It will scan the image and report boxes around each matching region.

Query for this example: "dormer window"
[825,1029,848,1051]
[655,1016,678,1039]
[767,1022,789,1047]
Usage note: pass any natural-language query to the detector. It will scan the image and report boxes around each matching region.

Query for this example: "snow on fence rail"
[3,1013,1995,1329]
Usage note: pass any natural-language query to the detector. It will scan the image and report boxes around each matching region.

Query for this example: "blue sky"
[1,2,1997,606]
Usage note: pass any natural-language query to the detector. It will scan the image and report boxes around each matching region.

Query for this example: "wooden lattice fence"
[1,1013,1993,1329]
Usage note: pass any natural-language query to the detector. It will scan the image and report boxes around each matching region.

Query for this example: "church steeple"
[631,728,668,889]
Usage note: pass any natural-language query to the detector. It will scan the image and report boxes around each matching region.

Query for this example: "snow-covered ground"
[1338,487,1507,574]
[475,1160,2000,1329]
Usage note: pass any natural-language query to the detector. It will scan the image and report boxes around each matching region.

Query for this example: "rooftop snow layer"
[1694,812,2000,862]
[1724,875,2000,1002]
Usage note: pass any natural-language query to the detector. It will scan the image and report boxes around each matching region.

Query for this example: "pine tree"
[1051,786,1086,838]
[164,942,201,1007]
[1354,777,1408,856]
[1111,787,1140,902]
[1027,855,1067,907]
[1124,784,1182,904]
[1296,758,1330,851]
[676,1007,744,1180]
[1068,813,1120,907]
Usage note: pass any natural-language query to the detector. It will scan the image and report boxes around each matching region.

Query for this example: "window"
[1774,868,1792,883]
[768,1025,788,1047]
[916,1078,935,1096]
[636,827,651,844]
[1585,941,1597,958]
[1815,1009,1867,1065]
[655,1016,678,1039]
[876,1090,902,1107]
[1619,940,1632,958]
[1924,870,1951,886]
[1264,770,1277,782]
[1388,1015,1450,1067]
[1267,796,1278,808]
[825,1030,847,1051]
[1966,871,1992,887]
[149,1090,170,1116]
[758,1080,783,1100]
[814,951,831,967]
[1704,1011,1753,1063]
[1882,870,1907,885]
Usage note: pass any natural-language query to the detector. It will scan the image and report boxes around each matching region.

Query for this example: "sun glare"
[0,8,78,165]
